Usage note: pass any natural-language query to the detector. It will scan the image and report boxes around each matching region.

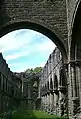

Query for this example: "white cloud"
[4,38,55,61]
[0,29,56,72]
[9,62,45,73]
[0,29,37,53]
[5,50,29,61]
[35,41,55,52]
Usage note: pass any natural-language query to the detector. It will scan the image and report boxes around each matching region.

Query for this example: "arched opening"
[47,81,49,91]
[71,1,81,61]
[0,21,67,63]
[50,78,53,90]
[59,69,67,94]
[59,68,68,116]
[0,21,68,117]
[54,75,58,91]
[71,1,81,116]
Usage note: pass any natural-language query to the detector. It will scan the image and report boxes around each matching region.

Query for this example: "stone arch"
[0,21,67,63]
[70,3,81,116]
[71,0,81,29]
[71,1,81,60]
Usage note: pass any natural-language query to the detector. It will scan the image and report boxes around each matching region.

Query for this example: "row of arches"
[0,0,81,118]
[42,70,67,93]
[40,47,67,117]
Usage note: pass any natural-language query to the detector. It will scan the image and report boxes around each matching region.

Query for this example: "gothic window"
[54,75,58,89]
[47,81,49,90]
[60,69,66,86]
[50,78,53,90]
[1,74,3,91]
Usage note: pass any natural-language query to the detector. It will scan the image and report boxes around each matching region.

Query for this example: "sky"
[0,29,56,72]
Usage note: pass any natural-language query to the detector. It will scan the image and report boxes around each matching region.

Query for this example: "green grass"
[12,110,68,119]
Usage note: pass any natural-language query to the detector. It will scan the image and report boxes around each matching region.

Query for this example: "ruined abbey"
[1,0,81,119]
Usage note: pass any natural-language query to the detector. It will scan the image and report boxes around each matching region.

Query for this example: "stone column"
[53,92,57,114]
[44,95,46,111]
[52,92,55,113]
[56,92,59,115]
[43,95,46,111]
[44,95,47,111]
[75,62,81,117]
[68,62,75,118]
[70,62,80,117]
[59,91,62,116]
[53,92,56,114]
[46,94,48,111]
[47,94,49,112]
[49,93,51,113]
[41,96,43,110]
[71,63,76,97]
[27,83,32,110]
[49,92,53,113]
[42,96,44,110]
[59,90,66,116]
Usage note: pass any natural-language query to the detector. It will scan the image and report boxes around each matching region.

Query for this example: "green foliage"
[25,68,33,73]
[12,110,68,119]
[33,67,42,73]
[25,67,42,74]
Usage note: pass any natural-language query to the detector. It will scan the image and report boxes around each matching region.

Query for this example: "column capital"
[60,63,68,72]
[69,60,76,67]
[75,60,81,67]
[69,60,81,67]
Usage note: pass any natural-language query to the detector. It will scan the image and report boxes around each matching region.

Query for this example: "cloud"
[5,50,29,61]
[0,29,37,53]
[3,36,55,61]
[0,29,56,72]
[9,61,45,73]
[35,40,55,52]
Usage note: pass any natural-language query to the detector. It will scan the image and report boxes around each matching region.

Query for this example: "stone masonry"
[0,53,22,117]
[0,0,81,119]
[40,47,68,117]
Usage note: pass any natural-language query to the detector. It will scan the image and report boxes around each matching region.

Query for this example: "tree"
[25,67,42,74]
[25,68,33,74]
[33,67,42,73]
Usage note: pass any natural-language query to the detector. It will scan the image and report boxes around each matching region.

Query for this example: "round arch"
[0,21,67,63]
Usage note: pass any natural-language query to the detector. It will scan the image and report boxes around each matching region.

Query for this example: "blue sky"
[0,29,56,72]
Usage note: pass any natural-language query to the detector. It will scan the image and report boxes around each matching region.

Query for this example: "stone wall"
[40,47,68,117]
[0,0,68,56]
[0,53,22,117]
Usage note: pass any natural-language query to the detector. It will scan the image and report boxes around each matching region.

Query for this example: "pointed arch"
[54,75,58,90]
[50,78,53,90]
[59,69,67,87]
[71,1,81,60]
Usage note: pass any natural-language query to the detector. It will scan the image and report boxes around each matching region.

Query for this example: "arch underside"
[0,21,67,63]
[71,1,81,60]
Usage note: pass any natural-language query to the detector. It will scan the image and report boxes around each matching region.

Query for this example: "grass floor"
[12,110,67,119]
